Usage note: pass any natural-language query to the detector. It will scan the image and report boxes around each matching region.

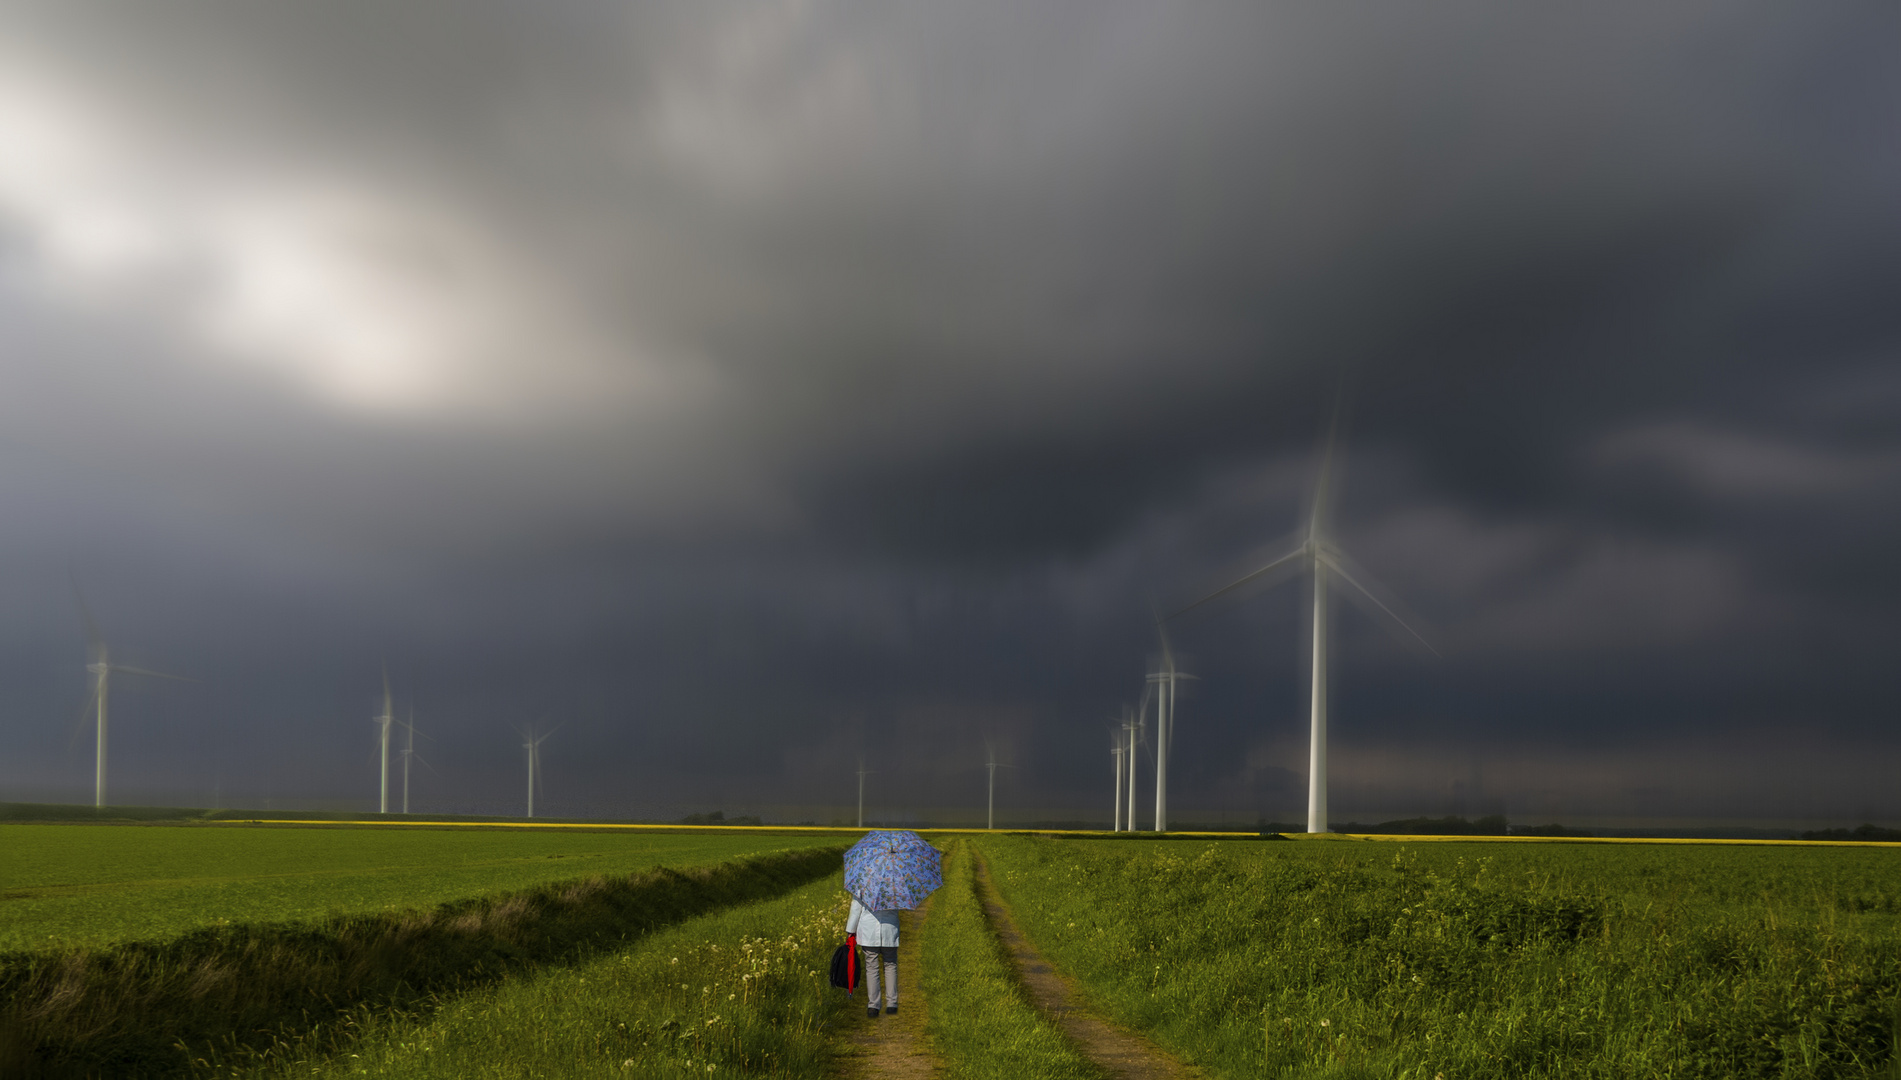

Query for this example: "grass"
[1,845,846,1078]
[920,838,1102,1080]
[980,835,1901,1079]
[0,822,843,950]
[219,872,862,1080]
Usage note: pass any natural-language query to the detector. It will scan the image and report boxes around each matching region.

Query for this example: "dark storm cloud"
[0,2,1896,824]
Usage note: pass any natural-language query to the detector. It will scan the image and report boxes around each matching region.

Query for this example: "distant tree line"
[1799,824,1901,842]
[677,809,763,826]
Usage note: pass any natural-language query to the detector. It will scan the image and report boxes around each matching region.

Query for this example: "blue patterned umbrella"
[844,830,942,911]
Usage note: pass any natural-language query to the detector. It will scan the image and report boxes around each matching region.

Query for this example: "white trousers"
[861,945,898,1009]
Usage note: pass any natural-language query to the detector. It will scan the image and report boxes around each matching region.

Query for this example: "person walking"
[841,829,940,1019]
[846,894,900,1018]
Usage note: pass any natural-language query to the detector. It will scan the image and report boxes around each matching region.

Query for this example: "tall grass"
[224,875,861,1079]
[981,836,1901,1079]
[920,839,1103,1080]
[0,846,844,1078]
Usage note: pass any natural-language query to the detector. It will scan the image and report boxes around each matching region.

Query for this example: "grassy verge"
[2,822,842,950]
[981,836,1901,1079]
[227,874,860,1079]
[0,845,845,1078]
[920,839,1102,1080]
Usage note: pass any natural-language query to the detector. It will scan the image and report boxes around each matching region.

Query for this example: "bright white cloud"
[0,63,676,423]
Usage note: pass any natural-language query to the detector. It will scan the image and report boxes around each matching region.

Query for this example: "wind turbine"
[1147,623,1197,833]
[1110,731,1125,832]
[520,724,558,818]
[374,668,395,814]
[983,744,1013,830]
[1169,415,1434,834]
[74,588,190,809]
[856,758,873,828]
[399,708,434,815]
[1122,705,1142,833]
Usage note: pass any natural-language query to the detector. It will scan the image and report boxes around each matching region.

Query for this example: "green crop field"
[10,824,1901,1079]
[0,822,844,950]
[980,835,1901,1079]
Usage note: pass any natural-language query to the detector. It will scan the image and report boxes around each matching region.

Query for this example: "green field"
[0,822,843,950]
[980,835,1901,1078]
[8,824,1901,1078]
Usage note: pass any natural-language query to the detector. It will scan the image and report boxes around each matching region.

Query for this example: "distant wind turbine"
[520,724,558,818]
[1147,623,1196,833]
[374,668,395,814]
[984,744,1013,830]
[1122,705,1141,832]
[74,585,191,808]
[1110,731,1125,832]
[856,758,873,828]
[399,708,435,815]
[1169,412,1435,834]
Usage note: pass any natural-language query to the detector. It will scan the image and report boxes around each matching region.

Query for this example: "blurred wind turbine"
[856,758,873,828]
[1169,411,1436,834]
[1122,705,1141,833]
[984,744,1013,830]
[374,668,395,814]
[1110,731,1125,832]
[520,724,559,818]
[73,584,191,808]
[399,708,435,815]
[1147,622,1197,833]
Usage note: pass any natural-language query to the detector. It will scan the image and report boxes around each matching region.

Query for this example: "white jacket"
[846,896,900,947]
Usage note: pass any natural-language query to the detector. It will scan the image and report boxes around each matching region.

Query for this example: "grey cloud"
[0,2,1897,823]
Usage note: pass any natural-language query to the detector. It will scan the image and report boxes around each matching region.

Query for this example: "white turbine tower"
[520,724,557,818]
[1148,623,1196,833]
[984,744,1013,830]
[1122,705,1141,833]
[74,589,190,809]
[374,669,395,814]
[1170,417,1434,834]
[399,708,434,815]
[1110,731,1125,832]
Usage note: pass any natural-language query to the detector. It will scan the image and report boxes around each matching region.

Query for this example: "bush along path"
[968,850,1198,1080]
[228,873,865,1079]
[0,845,846,1078]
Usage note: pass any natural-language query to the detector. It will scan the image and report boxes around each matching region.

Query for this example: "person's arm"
[845,897,861,936]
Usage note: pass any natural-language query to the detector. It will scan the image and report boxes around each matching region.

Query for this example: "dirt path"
[838,894,943,1079]
[972,854,1200,1080]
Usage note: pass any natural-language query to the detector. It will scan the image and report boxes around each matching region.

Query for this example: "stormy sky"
[1,1,1896,827]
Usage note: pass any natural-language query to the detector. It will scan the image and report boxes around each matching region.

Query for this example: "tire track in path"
[973,852,1200,1080]
[840,892,943,1079]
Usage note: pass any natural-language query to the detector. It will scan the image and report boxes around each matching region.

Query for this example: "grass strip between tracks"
[920,838,1103,1080]
[0,845,846,1078]
[229,874,863,1079]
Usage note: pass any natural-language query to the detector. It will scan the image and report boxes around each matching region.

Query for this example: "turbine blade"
[1309,396,1346,545]
[1168,544,1308,620]
[66,687,100,753]
[1317,547,1440,656]
[114,666,195,682]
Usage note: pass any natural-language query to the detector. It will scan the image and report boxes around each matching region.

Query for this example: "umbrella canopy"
[843,830,943,911]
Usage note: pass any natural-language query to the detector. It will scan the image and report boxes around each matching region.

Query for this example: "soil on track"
[974,853,1200,1080]
[840,894,943,1079]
